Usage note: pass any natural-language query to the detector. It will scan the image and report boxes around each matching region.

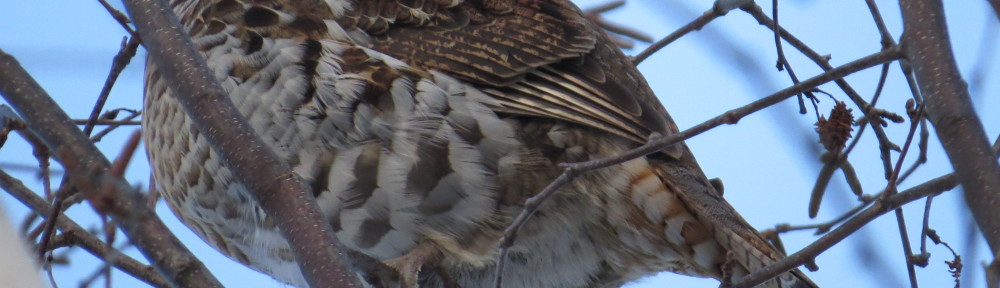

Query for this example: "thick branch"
[0,49,221,288]
[119,0,361,287]
[900,0,1000,255]
[0,170,171,288]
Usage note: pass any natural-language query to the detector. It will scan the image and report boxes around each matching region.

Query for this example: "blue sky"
[0,0,997,287]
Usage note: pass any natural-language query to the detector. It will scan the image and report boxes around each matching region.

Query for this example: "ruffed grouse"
[143,0,817,287]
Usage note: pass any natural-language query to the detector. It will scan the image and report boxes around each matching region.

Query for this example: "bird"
[142,0,818,287]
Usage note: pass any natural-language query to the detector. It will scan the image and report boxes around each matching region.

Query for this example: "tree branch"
[741,3,901,179]
[496,46,903,288]
[0,169,171,288]
[736,130,1000,287]
[633,1,734,65]
[900,0,1000,256]
[0,49,221,288]
[119,0,362,286]
[731,171,960,288]
[567,47,902,173]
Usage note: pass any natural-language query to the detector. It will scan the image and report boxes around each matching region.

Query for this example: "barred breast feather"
[143,0,817,287]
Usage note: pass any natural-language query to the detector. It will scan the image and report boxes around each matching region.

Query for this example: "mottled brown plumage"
[143,0,817,287]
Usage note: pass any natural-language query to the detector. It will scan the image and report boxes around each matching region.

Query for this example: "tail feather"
[650,153,818,288]
[717,228,818,288]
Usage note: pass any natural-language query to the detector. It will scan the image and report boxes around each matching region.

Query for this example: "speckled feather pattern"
[143,0,816,287]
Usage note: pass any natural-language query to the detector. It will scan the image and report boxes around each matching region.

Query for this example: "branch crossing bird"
[142,0,818,287]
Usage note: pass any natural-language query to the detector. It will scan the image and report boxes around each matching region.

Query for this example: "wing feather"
[357,0,679,154]
[172,0,681,156]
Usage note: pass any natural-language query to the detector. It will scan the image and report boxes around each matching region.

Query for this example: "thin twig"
[90,111,142,142]
[741,4,901,179]
[632,1,736,65]
[735,133,1000,288]
[103,219,115,288]
[0,170,170,288]
[83,37,140,136]
[495,46,902,288]
[570,47,899,173]
[913,195,935,267]
[72,119,142,126]
[96,0,137,36]
[865,0,931,184]
[867,63,894,122]
[770,0,816,116]
[494,171,578,288]
[80,260,116,288]
[732,173,958,288]
[36,193,65,261]
[771,194,875,235]
[898,120,930,183]
[27,185,73,242]
[864,0,896,50]
[583,0,653,49]
[0,49,222,288]
[883,104,924,288]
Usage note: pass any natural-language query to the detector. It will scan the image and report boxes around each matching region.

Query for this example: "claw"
[385,243,442,288]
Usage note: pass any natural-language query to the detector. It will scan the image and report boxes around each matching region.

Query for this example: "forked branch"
[0,50,222,288]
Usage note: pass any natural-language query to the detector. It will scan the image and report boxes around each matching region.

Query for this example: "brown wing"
[349,0,681,155]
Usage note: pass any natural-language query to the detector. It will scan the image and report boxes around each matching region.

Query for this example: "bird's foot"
[385,243,442,288]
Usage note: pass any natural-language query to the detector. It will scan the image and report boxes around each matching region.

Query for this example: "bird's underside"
[142,0,817,287]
